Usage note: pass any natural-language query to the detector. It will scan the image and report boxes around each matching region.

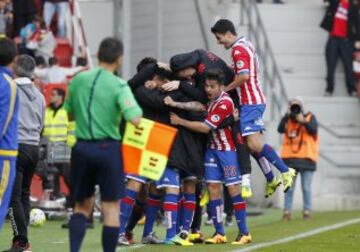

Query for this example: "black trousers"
[325,36,355,94]
[9,144,39,243]
[190,182,203,232]
[232,124,252,175]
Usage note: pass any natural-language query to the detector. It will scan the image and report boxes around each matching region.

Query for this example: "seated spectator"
[43,0,69,38]
[34,56,85,84]
[19,15,41,50]
[20,15,56,61]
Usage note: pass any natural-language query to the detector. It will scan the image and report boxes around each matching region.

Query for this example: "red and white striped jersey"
[204,92,236,151]
[231,37,266,105]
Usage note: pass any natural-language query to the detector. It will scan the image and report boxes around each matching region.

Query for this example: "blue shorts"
[126,174,149,184]
[204,149,241,186]
[155,167,180,189]
[0,158,16,229]
[240,104,266,136]
[70,140,124,202]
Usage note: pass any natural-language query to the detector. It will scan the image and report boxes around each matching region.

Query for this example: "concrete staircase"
[257,2,360,210]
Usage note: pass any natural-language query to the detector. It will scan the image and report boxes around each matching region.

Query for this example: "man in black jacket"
[320,0,360,96]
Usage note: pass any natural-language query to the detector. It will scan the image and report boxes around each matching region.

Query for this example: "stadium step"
[283,75,349,98]
[319,122,360,146]
[259,2,324,31]
[302,97,360,123]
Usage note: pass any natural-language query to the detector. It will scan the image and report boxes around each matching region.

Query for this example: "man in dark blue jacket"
[0,38,18,231]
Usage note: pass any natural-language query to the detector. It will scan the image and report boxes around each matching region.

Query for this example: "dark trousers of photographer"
[9,144,39,245]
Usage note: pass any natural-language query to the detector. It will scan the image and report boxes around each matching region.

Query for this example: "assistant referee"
[64,37,142,252]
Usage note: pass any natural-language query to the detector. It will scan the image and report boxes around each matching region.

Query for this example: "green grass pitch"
[1,209,359,252]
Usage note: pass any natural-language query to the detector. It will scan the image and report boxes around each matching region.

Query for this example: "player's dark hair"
[155,67,174,81]
[0,38,17,66]
[136,57,157,72]
[98,37,124,64]
[205,68,225,85]
[211,19,237,36]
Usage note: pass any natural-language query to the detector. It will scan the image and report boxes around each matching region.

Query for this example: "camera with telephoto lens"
[290,103,302,118]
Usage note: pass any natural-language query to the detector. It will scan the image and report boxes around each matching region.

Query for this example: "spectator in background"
[34,56,85,84]
[5,55,45,251]
[43,0,69,38]
[20,15,56,61]
[277,97,319,221]
[320,0,360,97]
[24,19,56,62]
[0,0,13,37]
[12,0,37,37]
[42,88,75,200]
[19,15,42,51]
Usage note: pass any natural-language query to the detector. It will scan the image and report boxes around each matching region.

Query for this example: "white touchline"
[233,217,360,252]
[116,244,145,251]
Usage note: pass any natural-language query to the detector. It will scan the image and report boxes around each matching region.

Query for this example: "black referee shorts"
[70,140,124,202]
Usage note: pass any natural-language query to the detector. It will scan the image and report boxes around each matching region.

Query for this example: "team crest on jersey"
[236,61,244,69]
[211,115,220,123]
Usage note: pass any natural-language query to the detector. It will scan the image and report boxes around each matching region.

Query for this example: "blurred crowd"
[0,0,87,93]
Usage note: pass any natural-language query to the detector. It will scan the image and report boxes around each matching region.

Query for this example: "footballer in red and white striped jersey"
[204,91,236,151]
[231,37,266,105]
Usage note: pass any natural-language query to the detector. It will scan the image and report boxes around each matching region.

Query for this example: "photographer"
[277,97,319,221]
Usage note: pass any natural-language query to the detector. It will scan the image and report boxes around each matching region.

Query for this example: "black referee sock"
[125,200,145,232]
[102,226,119,252]
[69,213,87,252]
